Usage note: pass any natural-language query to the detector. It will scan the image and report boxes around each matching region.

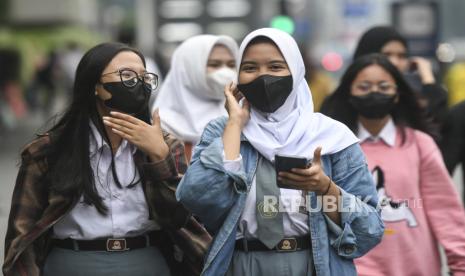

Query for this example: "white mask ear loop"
[239,97,245,108]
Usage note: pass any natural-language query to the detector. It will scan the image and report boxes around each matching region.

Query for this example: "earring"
[95,91,98,95]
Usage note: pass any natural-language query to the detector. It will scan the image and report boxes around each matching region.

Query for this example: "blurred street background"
[0,0,464,273]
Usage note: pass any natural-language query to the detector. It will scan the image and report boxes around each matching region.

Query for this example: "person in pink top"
[322,53,465,276]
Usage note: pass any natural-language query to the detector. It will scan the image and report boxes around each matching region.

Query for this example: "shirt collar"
[357,118,396,147]
[89,121,136,156]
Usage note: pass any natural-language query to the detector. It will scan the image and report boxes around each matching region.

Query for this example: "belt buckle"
[106,238,128,252]
[276,238,297,252]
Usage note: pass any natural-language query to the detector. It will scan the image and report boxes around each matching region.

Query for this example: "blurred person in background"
[3,42,206,276]
[440,99,465,202]
[0,48,27,132]
[350,26,448,132]
[177,28,384,276]
[59,41,84,95]
[323,53,465,276]
[301,46,335,112]
[25,49,60,116]
[153,35,238,162]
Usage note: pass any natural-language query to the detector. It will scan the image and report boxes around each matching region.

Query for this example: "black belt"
[52,231,163,252]
[235,236,311,252]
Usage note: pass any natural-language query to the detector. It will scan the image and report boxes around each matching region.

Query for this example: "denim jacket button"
[342,245,355,255]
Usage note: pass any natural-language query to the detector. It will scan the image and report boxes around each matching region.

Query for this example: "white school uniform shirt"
[357,118,396,147]
[53,122,160,240]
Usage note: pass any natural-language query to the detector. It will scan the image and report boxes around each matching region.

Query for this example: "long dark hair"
[321,53,437,143]
[34,42,150,214]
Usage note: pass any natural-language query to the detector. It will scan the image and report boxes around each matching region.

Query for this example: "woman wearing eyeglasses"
[322,53,465,276]
[3,42,196,276]
[349,26,448,132]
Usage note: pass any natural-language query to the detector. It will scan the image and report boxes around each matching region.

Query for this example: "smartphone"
[274,154,311,189]
[404,60,423,93]
[408,60,418,73]
[403,71,422,93]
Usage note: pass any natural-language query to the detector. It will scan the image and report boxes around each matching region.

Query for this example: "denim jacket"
[177,117,384,276]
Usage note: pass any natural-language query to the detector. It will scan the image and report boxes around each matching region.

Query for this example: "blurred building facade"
[1,0,465,91]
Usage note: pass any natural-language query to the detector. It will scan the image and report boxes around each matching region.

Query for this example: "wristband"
[322,176,332,195]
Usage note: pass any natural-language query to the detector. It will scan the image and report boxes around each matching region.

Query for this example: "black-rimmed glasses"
[102,69,158,91]
[353,81,397,94]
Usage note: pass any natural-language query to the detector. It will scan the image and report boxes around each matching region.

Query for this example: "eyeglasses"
[353,82,397,94]
[101,69,159,91]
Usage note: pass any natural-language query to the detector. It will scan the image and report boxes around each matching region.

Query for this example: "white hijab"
[240,28,359,162]
[153,35,238,143]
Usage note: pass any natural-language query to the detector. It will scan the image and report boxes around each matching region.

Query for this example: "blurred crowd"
[0,42,84,129]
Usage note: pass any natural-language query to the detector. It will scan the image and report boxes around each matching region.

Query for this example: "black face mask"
[237,74,293,113]
[349,92,397,119]
[102,81,151,115]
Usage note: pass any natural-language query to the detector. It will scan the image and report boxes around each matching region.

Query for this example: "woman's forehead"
[242,42,285,62]
[355,64,395,81]
[105,51,145,72]
[381,41,407,53]
[209,45,234,60]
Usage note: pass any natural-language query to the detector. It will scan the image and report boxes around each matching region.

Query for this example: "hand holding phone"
[408,57,435,84]
[275,147,332,195]
[275,154,311,189]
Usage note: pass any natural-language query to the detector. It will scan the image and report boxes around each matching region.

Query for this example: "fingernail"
[102,116,109,120]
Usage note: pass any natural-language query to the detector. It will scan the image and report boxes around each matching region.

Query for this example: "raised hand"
[410,57,435,84]
[222,82,251,160]
[224,82,250,130]
[103,109,169,161]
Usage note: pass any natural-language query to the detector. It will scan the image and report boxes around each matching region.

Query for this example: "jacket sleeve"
[3,137,50,276]
[176,117,248,232]
[422,83,448,127]
[324,143,384,259]
[440,101,465,174]
[142,131,191,229]
[417,132,465,275]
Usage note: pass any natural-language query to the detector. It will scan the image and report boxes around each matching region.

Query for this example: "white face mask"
[205,67,237,100]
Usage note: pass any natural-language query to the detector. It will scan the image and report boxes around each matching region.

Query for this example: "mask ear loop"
[95,146,112,197]
[239,97,245,108]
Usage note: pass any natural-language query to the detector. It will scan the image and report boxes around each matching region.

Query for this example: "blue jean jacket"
[176,117,384,276]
